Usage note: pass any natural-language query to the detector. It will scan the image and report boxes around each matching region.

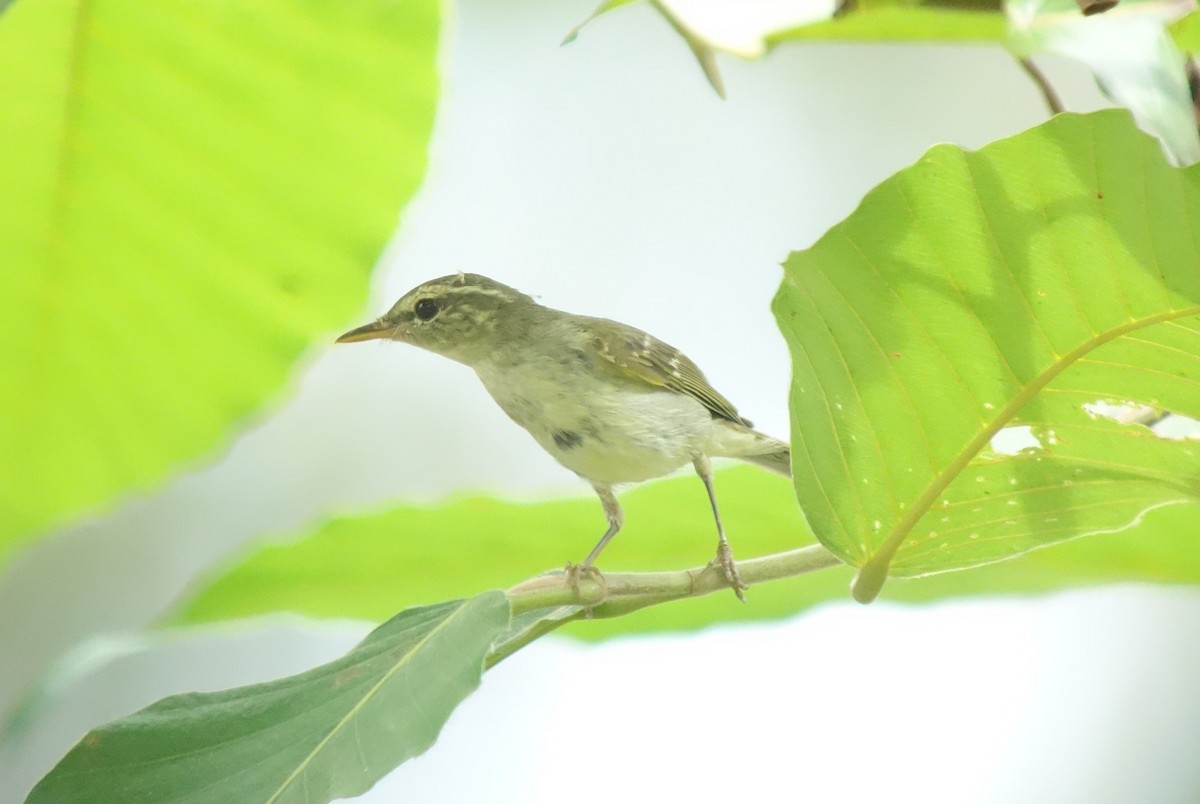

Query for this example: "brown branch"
[1018,57,1066,117]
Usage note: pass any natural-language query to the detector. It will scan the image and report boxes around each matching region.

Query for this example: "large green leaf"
[171,464,1200,640]
[775,110,1200,601]
[0,0,438,565]
[26,593,510,804]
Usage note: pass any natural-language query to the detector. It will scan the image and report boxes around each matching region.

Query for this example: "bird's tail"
[740,443,791,478]
[712,423,792,478]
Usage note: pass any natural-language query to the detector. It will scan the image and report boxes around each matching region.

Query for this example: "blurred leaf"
[3,632,165,750]
[0,0,439,567]
[566,0,727,94]
[562,0,639,45]
[1171,10,1200,51]
[172,463,1200,641]
[27,593,510,804]
[170,467,816,635]
[567,0,1200,168]
[567,0,1004,60]
[1008,0,1198,165]
[771,2,1005,45]
[775,109,1200,600]
[651,1,727,97]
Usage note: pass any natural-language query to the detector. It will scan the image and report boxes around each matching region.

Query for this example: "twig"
[1017,56,1065,117]
[488,543,844,665]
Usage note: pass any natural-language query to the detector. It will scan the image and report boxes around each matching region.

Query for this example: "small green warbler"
[338,273,790,599]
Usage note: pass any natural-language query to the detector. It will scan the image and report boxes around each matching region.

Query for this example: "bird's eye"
[414,298,441,321]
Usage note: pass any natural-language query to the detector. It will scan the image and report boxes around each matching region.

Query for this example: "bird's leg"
[565,484,623,604]
[583,483,624,567]
[694,455,747,602]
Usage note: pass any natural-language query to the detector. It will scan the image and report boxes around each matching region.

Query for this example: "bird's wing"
[588,318,750,426]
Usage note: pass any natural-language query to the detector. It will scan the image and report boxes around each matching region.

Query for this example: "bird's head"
[336,273,535,366]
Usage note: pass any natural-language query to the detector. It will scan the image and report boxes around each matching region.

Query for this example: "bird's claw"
[563,562,607,614]
[710,542,747,603]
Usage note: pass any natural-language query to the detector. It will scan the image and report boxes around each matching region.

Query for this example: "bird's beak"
[336,318,399,343]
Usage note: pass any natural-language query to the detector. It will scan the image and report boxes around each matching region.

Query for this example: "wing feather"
[588,319,750,426]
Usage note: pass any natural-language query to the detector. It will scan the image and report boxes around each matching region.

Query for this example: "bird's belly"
[552,423,695,484]
[544,391,711,483]
[476,366,712,485]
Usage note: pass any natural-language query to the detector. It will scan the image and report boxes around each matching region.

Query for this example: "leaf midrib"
[858,305,1200,595]
[263,598,483,804]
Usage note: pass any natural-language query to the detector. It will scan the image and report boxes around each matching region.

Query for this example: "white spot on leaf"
[992,425,1039,455]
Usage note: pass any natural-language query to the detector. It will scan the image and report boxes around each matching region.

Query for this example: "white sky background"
[2,0,1200,802]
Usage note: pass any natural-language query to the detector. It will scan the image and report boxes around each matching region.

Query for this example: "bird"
[336,273,791,599]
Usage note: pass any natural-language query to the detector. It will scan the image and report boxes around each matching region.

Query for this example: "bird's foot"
[710,542,747,603]
[563,562,607,614]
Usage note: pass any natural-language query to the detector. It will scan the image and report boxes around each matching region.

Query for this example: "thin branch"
[1017,56,1066,117]
[488,543,845,666]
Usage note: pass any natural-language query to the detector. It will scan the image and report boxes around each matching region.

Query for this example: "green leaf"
[171,462,1200,640]
[775,109,1200,601]
[26,593,510,804]
[169,467,818,636]
[1171,10,1200,51]
[0,0,439,566]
